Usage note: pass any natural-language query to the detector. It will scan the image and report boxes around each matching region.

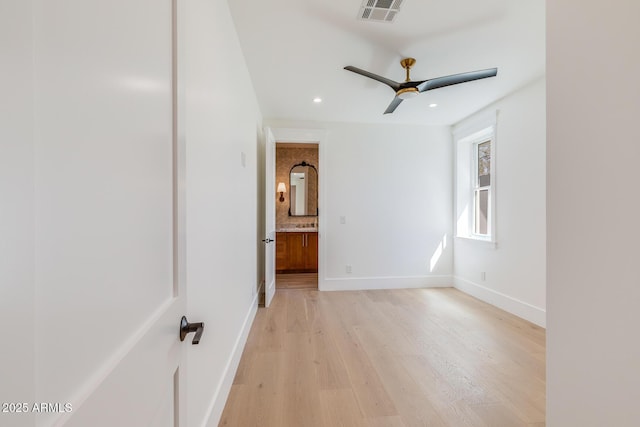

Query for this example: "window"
[473,140,491,236]
[453,111,497,244]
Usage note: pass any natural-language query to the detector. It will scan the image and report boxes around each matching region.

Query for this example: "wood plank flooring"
[220,288,545,426]
[276,273,318,290]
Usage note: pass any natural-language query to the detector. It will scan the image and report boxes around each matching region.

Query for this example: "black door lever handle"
[262,238,274,243]
[180,316,204,345]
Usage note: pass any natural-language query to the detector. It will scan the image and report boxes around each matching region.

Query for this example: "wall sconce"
[277,182,286,202]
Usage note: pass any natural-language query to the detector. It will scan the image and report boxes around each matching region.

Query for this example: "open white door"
[30,1,191,426]
[264,127,277,307]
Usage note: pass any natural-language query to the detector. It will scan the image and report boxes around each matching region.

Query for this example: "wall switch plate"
[340,216,346,224]
[346,265,352,273]
[241,151,246,167]
[481,271,486,281]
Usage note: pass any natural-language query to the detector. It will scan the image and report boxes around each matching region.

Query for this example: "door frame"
[269,127,327,291]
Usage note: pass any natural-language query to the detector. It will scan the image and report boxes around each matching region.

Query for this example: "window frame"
[453,111,498,246]
[471,139,492,238]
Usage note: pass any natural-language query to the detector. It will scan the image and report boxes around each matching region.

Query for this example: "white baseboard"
[203,291,259,427]
[320,275,452,291]
[453,276,546,327]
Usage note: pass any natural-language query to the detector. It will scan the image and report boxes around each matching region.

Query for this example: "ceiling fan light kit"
[344,57,498,114]
[396,87,419,100]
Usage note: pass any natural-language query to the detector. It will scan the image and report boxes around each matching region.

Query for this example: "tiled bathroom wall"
[275,143,319,230]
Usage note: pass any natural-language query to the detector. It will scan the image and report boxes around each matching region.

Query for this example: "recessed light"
[313,97,322,103]
[429,103,438,108]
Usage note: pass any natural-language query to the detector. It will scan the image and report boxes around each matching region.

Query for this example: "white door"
[264,127,277,307]
[31,1,190,426]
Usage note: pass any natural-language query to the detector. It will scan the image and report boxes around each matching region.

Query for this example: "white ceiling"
[228,0,545,126]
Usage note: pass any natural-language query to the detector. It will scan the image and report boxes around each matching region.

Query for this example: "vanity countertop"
[276,226,318,232]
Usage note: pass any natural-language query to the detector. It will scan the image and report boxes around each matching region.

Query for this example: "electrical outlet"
[346,265,352,274]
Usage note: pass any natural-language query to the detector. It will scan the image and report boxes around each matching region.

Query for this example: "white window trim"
[453,110,498,246]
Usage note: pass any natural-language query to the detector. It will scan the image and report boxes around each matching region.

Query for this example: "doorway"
[275,142,319,290]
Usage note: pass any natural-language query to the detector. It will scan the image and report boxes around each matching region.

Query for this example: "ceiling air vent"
[358,0,403,23]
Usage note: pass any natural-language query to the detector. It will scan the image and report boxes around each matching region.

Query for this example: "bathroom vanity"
[276,230,318,273]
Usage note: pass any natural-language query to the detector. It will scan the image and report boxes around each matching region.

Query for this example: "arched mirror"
[288,161,318,216]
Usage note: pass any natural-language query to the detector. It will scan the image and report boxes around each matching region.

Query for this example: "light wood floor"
[220,288,545,426]
[276,273,318,289]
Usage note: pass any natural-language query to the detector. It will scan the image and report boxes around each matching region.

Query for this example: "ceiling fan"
[344,58,497,114]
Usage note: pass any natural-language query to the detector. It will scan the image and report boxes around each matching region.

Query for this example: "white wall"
[0,2,36,426]
[547,1,640,425]
[453,78,547,326]
[184,0,263,425]
[267,120,453,290]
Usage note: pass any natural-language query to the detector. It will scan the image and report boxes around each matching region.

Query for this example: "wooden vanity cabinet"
[286,233,305,270]
[276,231,318,273]
[303,233,318,270]
[275,232,287,271]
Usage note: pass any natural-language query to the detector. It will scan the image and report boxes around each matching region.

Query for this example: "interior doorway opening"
[274,142,319,291]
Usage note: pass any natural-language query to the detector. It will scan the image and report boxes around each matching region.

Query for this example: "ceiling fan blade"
[417,68,498,92]
[344,66,400,91]
[384,96,404,114]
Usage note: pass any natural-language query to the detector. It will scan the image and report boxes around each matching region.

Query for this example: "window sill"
[455,235,497,249]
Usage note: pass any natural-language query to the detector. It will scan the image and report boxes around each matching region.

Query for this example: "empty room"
[2,0,639,427]
[223,0,546,425]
